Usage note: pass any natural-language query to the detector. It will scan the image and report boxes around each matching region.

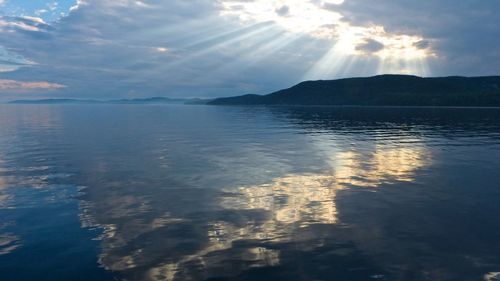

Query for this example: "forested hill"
[209,75,500,106]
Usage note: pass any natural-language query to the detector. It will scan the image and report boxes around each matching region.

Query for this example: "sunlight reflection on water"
[1,105,500,281]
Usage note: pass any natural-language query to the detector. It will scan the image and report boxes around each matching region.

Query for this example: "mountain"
[9,99,100,104]
[183,98,214,105]
[209,75,500,107]
[108,97,187,104]
[9,97,212,105]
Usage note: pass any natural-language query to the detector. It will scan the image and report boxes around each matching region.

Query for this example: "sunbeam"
[220,1,437,79]
[303,40,355,80]
[120,22,280,84]
[195,31,305,82]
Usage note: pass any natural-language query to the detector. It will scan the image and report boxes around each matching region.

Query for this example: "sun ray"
[117,15,230,48]
[219,1,437,79]
[199,31,305,80]
[158,23,276,69]
[303,41,353,80]
[121,22,279,84]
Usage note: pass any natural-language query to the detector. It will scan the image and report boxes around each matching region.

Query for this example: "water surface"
[1,105,500,281]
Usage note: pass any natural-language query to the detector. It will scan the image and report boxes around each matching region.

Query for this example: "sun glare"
[220,0,435,77]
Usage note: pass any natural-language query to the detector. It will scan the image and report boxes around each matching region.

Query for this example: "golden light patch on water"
[85,143,432,281]
[220,143,430,226]
[485,272,500,281]
[332,145,430,187]
[143,144,431,280]
[221,173,341,227]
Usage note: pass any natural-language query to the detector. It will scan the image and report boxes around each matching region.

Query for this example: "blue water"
[1,105,500,281]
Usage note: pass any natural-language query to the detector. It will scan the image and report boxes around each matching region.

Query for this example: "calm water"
[1,105,500,281]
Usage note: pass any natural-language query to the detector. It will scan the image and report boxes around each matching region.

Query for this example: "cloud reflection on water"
[88,141,430,281]
[4,106,500,281]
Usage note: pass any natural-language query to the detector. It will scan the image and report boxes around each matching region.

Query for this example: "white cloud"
[155,47,169,53]
[0,19,40,32]
[0,16,49,32]
[70,0,87,12]
[48,2,59,11]
[35,9,49,16]
[0,79,66,91]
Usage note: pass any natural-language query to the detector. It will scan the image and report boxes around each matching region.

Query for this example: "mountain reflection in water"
[1,105,500,281]
[82,138,430,280]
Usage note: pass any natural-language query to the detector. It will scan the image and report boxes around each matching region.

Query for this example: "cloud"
[1,0,79,23]
[0,16,51,32]
[0,0,499,100]
[0,46,35,72]
[154,47,169,53]
[356,38,384,54]
[0,79,66,91]
[275,5,290,17]
[413,40,430,50]
[35,9,49,16]
[335,0,500,75]
[219,0,435,61]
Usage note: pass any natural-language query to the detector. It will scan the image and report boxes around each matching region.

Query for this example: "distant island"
[209,75,500,107]
[9,97,212,105]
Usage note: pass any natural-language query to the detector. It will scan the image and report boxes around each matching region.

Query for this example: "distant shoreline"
[5,102,500,109]
[6,97,212,105]
[8,74,500,108]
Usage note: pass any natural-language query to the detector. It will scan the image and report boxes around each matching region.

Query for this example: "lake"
[1,105,500,281]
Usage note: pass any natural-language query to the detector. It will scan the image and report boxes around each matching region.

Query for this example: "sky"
[0,0,499,100]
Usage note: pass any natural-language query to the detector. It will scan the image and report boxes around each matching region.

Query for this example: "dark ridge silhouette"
[209,75,500,106]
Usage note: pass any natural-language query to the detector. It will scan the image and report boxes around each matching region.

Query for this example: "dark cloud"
[335,0,500,75]
[413,40,430,50]
[275,5,290,16]
[356,39,384,54]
